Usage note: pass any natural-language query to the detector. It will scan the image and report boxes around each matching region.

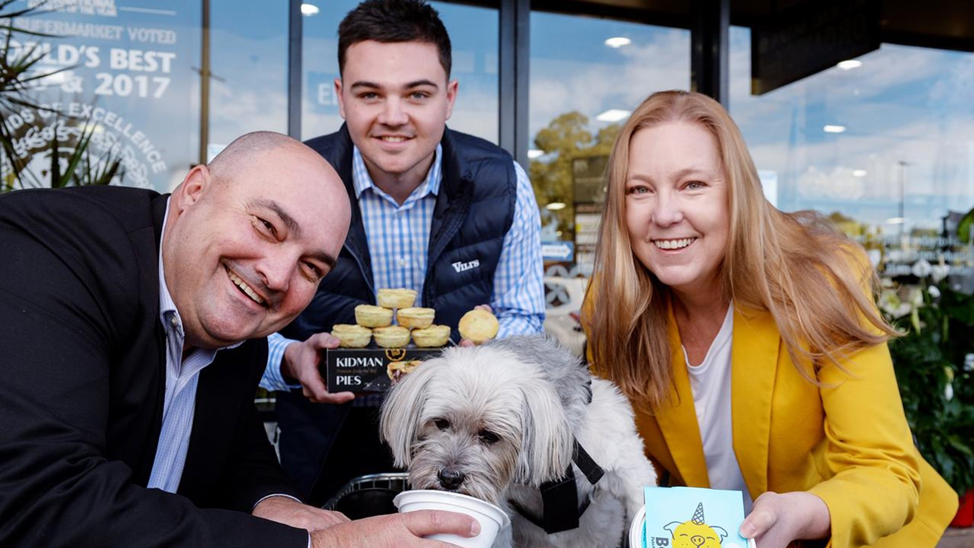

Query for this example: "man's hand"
[311,510,480,548]
[458,304,493,348]
[739,491,831,548]
[252,496,349,532]
[282,333,355,404]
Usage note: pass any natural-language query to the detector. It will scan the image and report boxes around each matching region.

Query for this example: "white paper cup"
[394,489,510,548]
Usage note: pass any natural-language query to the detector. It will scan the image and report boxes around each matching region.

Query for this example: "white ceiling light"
[545,202,567,210]
[301,3,319,16]
[596,109,631,122]
[823,125,846,133]
[852,169,867,177]
[837,59,862,70]
[604,37,631,48]
[527,149,544,159]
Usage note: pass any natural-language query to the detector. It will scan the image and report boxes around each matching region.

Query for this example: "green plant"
[0,0,122,190]
[959,208,974,246]
[885,271,974,496]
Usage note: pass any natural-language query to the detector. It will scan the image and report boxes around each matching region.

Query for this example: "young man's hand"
[282,333,355,404]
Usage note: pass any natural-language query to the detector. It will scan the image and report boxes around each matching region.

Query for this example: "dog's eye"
[433,418,450,430]
[478,430,499,445]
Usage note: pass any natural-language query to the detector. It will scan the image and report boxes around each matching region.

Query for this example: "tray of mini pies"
[324,289,499,393]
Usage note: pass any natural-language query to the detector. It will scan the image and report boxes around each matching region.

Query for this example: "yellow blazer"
[630,307,957,548]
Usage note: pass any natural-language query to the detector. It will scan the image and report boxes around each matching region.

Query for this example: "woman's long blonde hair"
[584,90,897,412]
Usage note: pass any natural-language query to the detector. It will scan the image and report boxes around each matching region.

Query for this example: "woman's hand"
[740,491,831,548]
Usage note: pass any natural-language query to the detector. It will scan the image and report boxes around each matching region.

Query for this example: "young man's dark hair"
[337,0,452,77]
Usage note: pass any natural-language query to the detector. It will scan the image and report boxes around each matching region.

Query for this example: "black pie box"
[323,347,445,393]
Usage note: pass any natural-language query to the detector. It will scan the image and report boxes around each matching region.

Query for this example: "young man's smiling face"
[335,40,457,197]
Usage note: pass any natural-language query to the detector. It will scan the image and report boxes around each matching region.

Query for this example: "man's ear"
[445,79,458,120]
[335,78,346,120]
[170,164,210,212]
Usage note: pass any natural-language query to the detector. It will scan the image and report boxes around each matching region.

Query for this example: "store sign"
[571,155,607,277]
[542,241,574,262]
[7,0,197,191]
[308,71,340,113]
[751,0,880,95]
[571,155,607,205]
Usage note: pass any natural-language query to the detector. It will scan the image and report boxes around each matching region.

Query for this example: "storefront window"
[5,0,201,191]
[300,0,498,143]
[207,0,289,161]
[729,26,974,289]
[529,12,691,276]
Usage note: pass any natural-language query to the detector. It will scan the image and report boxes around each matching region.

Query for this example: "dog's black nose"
[437,468,465,490]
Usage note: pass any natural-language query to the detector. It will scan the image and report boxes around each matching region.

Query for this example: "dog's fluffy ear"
[379,359,438,468]
[488,335,592,420]
[514,380,574,485]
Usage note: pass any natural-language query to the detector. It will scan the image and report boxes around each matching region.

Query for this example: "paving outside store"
[940,527,974,547]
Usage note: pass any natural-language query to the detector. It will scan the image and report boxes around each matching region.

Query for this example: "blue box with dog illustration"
[638,486,755,548]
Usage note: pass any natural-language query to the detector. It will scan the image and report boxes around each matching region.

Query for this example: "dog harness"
[507,438,605,534]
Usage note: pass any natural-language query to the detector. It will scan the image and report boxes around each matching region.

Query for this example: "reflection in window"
[300,1,498,142]
[729,26,974,289]
[207,0,288,160]
[299,0,357,140]
[529,12,690,275]
[3,0,200,192]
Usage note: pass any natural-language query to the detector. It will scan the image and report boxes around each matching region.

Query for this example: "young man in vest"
[260,0,545,502]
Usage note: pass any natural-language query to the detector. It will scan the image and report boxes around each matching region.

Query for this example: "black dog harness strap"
[572,439,604,485]
[508,438,605,534]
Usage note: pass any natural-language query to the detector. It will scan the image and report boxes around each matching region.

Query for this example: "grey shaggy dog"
[380,335,656,547]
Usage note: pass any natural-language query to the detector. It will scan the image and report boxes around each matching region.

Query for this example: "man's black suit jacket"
[0,187,307,547]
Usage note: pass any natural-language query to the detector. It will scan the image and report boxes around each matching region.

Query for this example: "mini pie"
[354,304,393,328]
[411,324,451,348]
[387,360,423,383]
[396,307,435,329]
[372,326,411,348]
[331,324,372,348]
[377,288,417,309]
[458,309,499,344]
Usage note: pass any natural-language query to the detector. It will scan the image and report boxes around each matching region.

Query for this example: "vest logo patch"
[452,259,480,273]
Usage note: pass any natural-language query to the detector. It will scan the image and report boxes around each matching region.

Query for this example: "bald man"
[0,132,479,548]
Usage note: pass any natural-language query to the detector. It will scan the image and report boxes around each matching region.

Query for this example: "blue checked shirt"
[262,144,545,392]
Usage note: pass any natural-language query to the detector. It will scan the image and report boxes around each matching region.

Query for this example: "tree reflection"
[529,111,620,239]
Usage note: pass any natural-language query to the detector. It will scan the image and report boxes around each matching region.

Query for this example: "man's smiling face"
[163,142,349,349]
[335,40,457,192]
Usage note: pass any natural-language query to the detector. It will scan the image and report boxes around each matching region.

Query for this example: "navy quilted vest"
[281,125,516,343]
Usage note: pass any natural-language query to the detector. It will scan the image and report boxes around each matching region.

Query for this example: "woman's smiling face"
[625,121,730,299]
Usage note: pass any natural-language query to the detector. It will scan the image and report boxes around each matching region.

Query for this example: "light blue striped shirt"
[148,201,236,493]
[151,203,310,547]
[262,144,545,392]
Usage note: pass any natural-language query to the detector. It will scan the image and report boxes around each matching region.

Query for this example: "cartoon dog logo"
[664,502,728,548]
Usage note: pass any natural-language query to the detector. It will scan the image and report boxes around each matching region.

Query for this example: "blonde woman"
[583,90,957,548]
